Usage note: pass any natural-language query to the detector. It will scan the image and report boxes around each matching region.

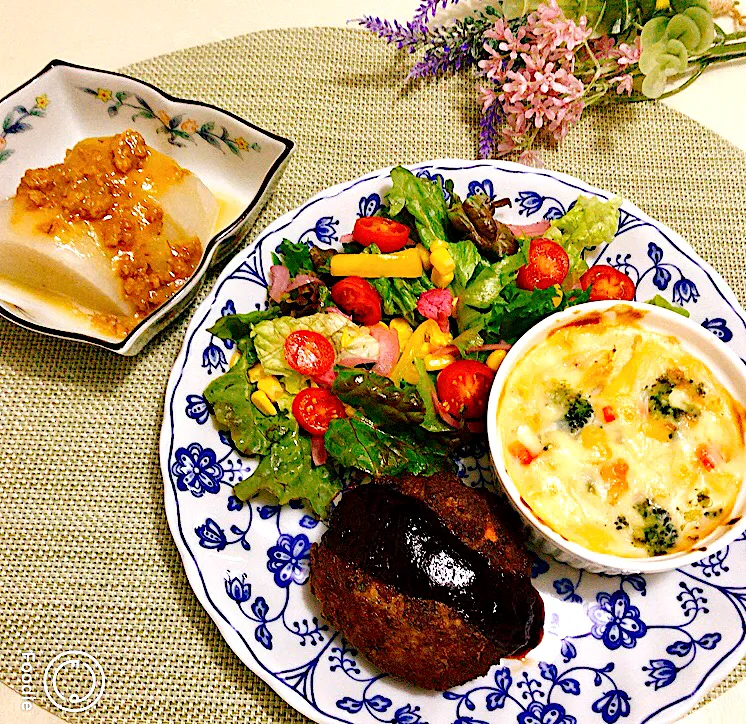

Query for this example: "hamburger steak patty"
[309,470,544,690]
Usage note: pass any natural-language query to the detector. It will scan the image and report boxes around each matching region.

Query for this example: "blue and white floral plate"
[161,160,746,724]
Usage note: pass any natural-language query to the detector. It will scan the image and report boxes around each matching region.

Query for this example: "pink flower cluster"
[591,35,641,95]
[478,0,592,160]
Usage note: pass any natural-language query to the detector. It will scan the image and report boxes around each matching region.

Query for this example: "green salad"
[203,166,657,517]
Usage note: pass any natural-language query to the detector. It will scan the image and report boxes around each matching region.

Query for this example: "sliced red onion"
[326,307,352,320]
[311,436,328,466]
[313,367,338,387]
[287,273,319,292]
[431,389,461,429]
[468,342,512,352]
[339,233,355,244]
[428,344,459,357]
[505,220,551,238]
[268,264,290,302]
[370,325,400,376]
[337,355,377,368]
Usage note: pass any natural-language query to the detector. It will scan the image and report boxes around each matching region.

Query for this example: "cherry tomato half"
[330,276,382,326]
[580,265,636,302]
[284,330,335,378]
[352,216,411,253]
[516,238,570,291]
[292,387,347,436]
[436,359,495,420]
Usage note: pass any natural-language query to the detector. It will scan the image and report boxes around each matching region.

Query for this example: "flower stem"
[699,39,746,59]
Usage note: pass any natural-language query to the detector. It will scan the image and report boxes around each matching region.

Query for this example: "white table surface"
[1,2,745,723]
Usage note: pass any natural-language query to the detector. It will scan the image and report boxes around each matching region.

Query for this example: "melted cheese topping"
[497,309,746,558]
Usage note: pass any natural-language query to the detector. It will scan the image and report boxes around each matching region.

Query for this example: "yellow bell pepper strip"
[330,248,423,278]
[391,319,450,385]
[424,352,458,371]
[389,317,413,346]
[416,244,432,271]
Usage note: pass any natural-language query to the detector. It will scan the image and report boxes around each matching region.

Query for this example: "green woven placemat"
[1,27,746,724]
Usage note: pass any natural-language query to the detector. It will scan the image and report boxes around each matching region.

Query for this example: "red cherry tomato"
[284,330,335,377]
[352,216,410,253]
[580,265,636,302]
[330,276,382,326]
[292,387,347,436]
[516,239,570,290]
[436,360,495,420]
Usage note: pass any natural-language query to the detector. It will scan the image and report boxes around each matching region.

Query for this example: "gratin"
[496,306,746,559]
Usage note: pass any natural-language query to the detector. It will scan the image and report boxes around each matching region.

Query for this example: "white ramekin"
[486,300,746,574]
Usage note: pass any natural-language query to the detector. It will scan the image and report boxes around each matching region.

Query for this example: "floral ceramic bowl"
[0,59,294,355]
[487,300,746,575]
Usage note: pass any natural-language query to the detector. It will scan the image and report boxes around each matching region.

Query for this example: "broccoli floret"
[552,384,593,432]
[632,499,679,556]
[646,371,703,421]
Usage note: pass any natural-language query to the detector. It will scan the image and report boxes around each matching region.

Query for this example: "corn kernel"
[344,405,356,417]
[251,390,277,416]
[415,244,432,271]
[341,328,353,347]
[248,364,267,383]
[390,318,413,346]
[257,376,284,402]
[430,239,448,252]
[552,284,563,308]
[431,269,454,288]
[423,352,458,371]
[486,349,507,371]
[229,350,242,368]
[430,247,455,274]
[655,0,669,8]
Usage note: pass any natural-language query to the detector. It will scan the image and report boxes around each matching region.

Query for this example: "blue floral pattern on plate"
[161,161,746,724]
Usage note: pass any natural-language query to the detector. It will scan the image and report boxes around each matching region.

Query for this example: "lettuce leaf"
[545,195,621,285]
[324,414,452,476]
[460,247,528,308]
[274,239,314,276]
[386,166,449,249]
[646,294,690,317]
[252,312,379,393]
[332,369,425,427]
[450,239,483,288]
[234,415,342,518]
[208,308,281,363]
[414,359,454,433]
[483,283,591,343]
[204,356,294,456]
[369,273,433,325]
